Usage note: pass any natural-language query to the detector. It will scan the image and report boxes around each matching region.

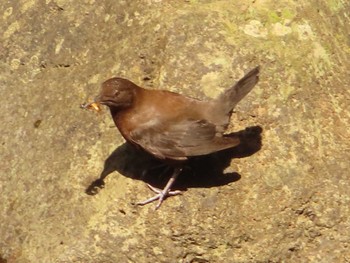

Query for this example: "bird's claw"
[136,184,182,210]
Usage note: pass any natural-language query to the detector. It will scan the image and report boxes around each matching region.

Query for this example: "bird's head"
[94,77,137,109]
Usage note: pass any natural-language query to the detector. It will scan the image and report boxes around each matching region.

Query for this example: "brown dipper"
[83,66,260,209]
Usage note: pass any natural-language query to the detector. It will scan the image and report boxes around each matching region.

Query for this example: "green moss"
[326,0,344,13]
[281,9,295,19]
[268,11,281,23]
[223,19,238,35]
[267,9,295,24]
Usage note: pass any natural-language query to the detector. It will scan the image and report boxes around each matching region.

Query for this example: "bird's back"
[111,88,237,160]
[110,67,259,160]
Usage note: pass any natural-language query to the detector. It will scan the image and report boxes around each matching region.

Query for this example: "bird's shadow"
[86,126,263,195]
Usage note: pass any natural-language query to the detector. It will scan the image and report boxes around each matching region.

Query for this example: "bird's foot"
[136,167,182,210]
[136,184,182,210]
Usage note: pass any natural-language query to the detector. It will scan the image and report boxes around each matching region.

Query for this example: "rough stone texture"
[1,0,349,262]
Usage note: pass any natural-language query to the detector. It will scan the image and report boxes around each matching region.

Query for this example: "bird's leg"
[146,184,182,196]
[136,167,182,210]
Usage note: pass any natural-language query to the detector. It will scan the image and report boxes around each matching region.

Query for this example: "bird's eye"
[113,90,120,96]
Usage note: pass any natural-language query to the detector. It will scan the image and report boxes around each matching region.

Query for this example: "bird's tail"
[216,66,260,115]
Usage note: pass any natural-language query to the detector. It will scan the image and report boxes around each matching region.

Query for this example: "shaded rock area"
[1,1,349,262]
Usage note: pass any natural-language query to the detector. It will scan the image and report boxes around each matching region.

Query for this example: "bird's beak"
[93,94,103,103]
[94,93,115,106]
[93,93,122,108]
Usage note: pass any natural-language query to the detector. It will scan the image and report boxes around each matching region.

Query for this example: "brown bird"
[83,66,260,209]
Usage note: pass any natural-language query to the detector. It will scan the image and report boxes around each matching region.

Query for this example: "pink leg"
[137,167,182,210]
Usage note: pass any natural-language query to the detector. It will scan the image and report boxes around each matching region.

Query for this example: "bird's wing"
[129,118,240,160]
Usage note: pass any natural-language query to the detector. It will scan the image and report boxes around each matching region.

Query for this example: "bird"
[82,66,260,209]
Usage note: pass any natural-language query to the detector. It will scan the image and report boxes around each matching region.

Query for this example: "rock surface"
[1,1,349,262]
